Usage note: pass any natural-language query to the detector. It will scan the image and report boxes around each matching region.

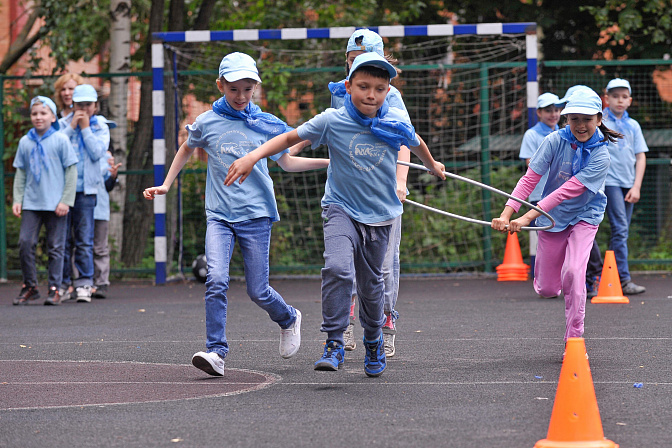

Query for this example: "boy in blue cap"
[225,52,446,377]
[13,96,78,305]
[585,78,647,296]
[58,84,111,302]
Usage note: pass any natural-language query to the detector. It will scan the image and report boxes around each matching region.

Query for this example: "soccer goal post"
[151,23,538,284]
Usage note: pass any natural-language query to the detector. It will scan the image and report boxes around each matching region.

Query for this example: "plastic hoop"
[398,160,555,231]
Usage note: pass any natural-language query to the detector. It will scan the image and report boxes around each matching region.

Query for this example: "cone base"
[534,438,618,448]
[591,296,629,304]
[497,277,528,281]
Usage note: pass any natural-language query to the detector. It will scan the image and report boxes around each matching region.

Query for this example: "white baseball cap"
[560,85,591,104]
[537,93,562,109]
[72,84,98,103]
[606,78,631,94]
[346,29,385,57]
[347,52,397,80]
[560,88,603,116]
[218,52,262,83]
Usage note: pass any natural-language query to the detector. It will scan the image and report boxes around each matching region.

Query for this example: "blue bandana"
[328,80,347,98]
[558,126,608,175]
[603,107,632,135]
[27,127,56,184]
[532,121,558,137]
[212,97,292,136]
[343,94,415,150]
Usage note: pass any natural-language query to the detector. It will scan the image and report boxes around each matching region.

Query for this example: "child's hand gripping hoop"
[397,160,555,231]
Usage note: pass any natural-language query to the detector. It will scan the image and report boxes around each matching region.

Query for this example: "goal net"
[152,24,537,281]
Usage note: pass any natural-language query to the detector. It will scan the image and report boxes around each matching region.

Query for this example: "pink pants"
[534,221,599,341]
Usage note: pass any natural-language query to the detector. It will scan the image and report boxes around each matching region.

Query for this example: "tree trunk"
[121,0,164,266]
[108,0,131,265]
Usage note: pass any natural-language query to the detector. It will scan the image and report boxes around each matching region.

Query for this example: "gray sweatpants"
[93,220,110,287]
[320,205,390,344]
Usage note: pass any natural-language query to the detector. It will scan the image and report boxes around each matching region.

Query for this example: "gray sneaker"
[75,285,92,303]
[382,314,396,357]
[343,323,356,351]
[622,281,645,295]
[59,286,74,302]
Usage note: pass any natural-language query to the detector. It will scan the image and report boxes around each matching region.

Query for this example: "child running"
[13,96,78,305]
[225,52,446,377]
[491,88,620,356]
[143,52,329,376]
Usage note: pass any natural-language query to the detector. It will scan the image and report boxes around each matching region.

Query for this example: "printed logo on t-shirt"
[214,129,255,169]
[348,131,388,172]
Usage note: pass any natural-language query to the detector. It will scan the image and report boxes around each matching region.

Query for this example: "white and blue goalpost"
[150,23,538,284]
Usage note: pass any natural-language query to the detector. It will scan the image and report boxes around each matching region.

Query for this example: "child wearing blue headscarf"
[492,88,622,358]
[13,96,78,306]
[144,52,329,377]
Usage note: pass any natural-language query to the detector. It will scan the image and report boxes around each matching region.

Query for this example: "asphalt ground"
[1,273,670,447]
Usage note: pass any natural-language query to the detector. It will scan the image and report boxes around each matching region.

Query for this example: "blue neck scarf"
[27,127,56,184]
[603,107,632,135]
[76,115,99,153]
[532,121,558,137]
[558,126,608,175]
[212,97,292,136]
[343,94,416,150]
[328,80,347,98]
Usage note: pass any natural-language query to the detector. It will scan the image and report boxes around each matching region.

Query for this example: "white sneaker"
[75,285,92,303]
[343,323,357,351]
[191,351,225,376]
[279,309,301,358]
[59,286,73,302]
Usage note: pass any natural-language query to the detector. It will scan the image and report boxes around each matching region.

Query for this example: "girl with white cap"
[492,88,622,356]
[143,52,329,376]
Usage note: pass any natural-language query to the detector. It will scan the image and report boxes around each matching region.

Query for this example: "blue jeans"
[321,205,390,344]
[18,210,68,288]
[204,217,296,359]
[604,186,634,283]
[63,193,96,288]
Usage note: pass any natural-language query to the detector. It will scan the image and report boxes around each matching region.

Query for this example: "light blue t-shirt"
[13,131,78,211]
[601,108,648,188]
[186,110,289,223]
[59,114,109,194]
[331,83,411,124]
[519,122,558,202]
[94,152,112,221]
[296,107,420,224]
[529,131,610,232]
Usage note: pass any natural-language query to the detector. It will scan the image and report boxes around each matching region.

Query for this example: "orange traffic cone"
[591,250,629,304]
[496,232,529,281]
[534,338,619,448]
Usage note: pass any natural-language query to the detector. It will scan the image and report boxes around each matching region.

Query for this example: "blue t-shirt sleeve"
[12,136,29,170]
[387,87,411,124]
[186,113,207,148]
[269,147,290,162]
[297,109,331,147]
[575,147,610,194]
[519,129,539,159]
[632,121,649,155]
[528,134,554,176]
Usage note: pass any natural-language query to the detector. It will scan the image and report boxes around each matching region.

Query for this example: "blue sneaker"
[363,335,386,377]
[314,341,344,371]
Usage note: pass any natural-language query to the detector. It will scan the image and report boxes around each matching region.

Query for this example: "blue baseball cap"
[537,93,562,109]
[218,52,262,83]
[346,29,384,57]
[30,96,60,130]
[560,85,591,104]
[606,78,631,94]
[347,52,397,81]
[72,84,98,103]
[560,88,603,116]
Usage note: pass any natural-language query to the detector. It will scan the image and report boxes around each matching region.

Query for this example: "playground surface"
[1,273,670,447]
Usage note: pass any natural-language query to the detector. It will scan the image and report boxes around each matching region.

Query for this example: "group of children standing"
[16,29,648,376]
[13,80,119,306]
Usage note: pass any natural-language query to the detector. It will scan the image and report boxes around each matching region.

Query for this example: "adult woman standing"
[53,74,85,118]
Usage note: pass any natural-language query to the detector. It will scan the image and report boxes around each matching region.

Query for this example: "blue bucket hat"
[218,52,262,83]
[346,29,385,57]
[559,85,591,104]
[537,93,562,109]
[30,96,60,130]
[560,88,603,116]
[347,52,397,81]
[72,84,98,103]
[606,78,631,94]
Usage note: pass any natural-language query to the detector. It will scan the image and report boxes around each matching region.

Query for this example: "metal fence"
[1,59,671,280]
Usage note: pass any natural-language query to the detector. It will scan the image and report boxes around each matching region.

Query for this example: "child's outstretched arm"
[143,141,195,200]
[408,135,446,180]
[224,130,302,185]
[276,152,329,172]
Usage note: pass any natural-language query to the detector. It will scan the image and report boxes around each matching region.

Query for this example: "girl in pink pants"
[492,88,622,351]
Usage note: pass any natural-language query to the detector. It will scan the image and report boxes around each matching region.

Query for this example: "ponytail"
[598,116,623,143]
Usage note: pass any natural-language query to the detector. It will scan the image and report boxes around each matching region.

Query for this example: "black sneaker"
[622,281,645,295]
[44,286,61,306]
[92,284,108,299]
[13,285,41,306]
